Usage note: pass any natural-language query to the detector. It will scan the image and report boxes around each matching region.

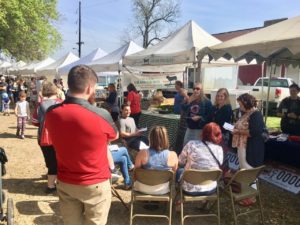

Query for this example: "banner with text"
[122,72,183,91]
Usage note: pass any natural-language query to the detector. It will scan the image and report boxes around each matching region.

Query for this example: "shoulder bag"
[203,141,241,193]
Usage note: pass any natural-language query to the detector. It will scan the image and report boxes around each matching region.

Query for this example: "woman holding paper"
[209,88,233,145]
[232,93,265,169]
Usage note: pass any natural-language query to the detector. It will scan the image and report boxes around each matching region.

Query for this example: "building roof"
[212,18,287,42]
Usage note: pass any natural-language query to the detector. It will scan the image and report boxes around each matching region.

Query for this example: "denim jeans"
[111,147,133,185]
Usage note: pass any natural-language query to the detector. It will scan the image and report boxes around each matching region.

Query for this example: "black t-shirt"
[278,97,300,135]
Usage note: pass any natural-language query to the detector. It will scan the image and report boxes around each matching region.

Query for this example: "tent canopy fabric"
[7,61,27,74]
[123,20,221,67]
[20,58,55,75]
[58,48,107,75]
[37,52,79,76]
[198,15,300,66]
[0,61,12,68]
[88,41,143,72]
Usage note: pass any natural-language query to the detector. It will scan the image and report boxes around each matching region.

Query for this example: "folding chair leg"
[129,194,134,225]
[258,193,265,225]
[112,186,129,210]
[217,189,221,225]
[169,199,172,225]
[230,191,238,225]
[180,190,184,225]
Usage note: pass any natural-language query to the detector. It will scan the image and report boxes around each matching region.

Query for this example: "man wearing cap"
[44,65,118,225]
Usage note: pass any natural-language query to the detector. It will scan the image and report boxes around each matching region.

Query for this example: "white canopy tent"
[58,48,107,76]
[198,15,300,66]
[198,15,300,120]
[37,52,79,77]
[88,41,143,72]
[19,57,55,75]
[7,61,27,75]
[123,20,221,72]
[0,61,12,73]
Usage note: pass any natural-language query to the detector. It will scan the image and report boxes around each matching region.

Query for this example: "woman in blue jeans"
[110,147,134,190]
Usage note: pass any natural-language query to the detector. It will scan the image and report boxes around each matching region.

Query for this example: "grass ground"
[266,116,281,130]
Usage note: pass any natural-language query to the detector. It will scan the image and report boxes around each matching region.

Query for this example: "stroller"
[0,148,13,225]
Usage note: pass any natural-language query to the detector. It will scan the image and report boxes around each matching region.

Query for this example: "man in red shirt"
[44,65,118,225]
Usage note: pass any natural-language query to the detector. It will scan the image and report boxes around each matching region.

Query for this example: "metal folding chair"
[129,169,174,225]
[224,165,266,225]
[179,169,222,225]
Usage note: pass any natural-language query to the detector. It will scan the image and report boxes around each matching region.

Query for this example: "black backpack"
[0,148,8,176]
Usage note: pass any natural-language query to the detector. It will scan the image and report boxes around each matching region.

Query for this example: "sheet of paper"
[139,141,149,150]
[223,122,234,132]
[108,144,119,151]
[138,127,147,132]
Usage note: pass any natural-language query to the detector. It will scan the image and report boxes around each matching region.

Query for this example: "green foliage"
[0,0,61,61]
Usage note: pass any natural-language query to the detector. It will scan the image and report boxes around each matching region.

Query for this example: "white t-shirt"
[16,101,29,117]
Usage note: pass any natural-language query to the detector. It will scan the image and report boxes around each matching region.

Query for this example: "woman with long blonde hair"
[209,88,233,144]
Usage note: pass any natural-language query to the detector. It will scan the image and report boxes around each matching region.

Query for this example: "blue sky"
[53,0,300,59]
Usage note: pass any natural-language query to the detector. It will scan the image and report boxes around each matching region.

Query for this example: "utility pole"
[77,0,84,57]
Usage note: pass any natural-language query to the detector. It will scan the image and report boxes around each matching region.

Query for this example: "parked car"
[250,77,296,111]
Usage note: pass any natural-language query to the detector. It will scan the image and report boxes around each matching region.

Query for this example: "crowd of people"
[1,68,300,225]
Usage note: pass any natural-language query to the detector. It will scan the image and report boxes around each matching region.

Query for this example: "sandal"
[238,197,256,207]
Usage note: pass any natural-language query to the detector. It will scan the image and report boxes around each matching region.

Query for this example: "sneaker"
[16,130,20,137]
[20,135,25,139]
[111,169,121,184]
[45,187,56,194]
[129,164,135,171]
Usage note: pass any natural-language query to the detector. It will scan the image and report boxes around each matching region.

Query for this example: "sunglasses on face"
[193,87,201,91]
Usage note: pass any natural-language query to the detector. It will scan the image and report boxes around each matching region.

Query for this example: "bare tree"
[130,0,181,48]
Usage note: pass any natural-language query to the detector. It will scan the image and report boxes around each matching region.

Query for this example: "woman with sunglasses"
[182,83,212,146]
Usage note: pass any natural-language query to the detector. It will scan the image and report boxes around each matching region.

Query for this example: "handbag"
[203,141,241,193]
[31,102,41,127]
[40,121,52,146]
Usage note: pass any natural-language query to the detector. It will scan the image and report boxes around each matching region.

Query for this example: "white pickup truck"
[249,77,296,107]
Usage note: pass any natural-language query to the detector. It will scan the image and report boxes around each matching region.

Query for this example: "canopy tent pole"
[118,68,123,108]
[260,61,265,115]
[193,62,196,85]
[264,59,276,124]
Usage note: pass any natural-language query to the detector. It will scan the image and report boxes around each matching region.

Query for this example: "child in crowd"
[2,92,10,116]
[14,91,30,139]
